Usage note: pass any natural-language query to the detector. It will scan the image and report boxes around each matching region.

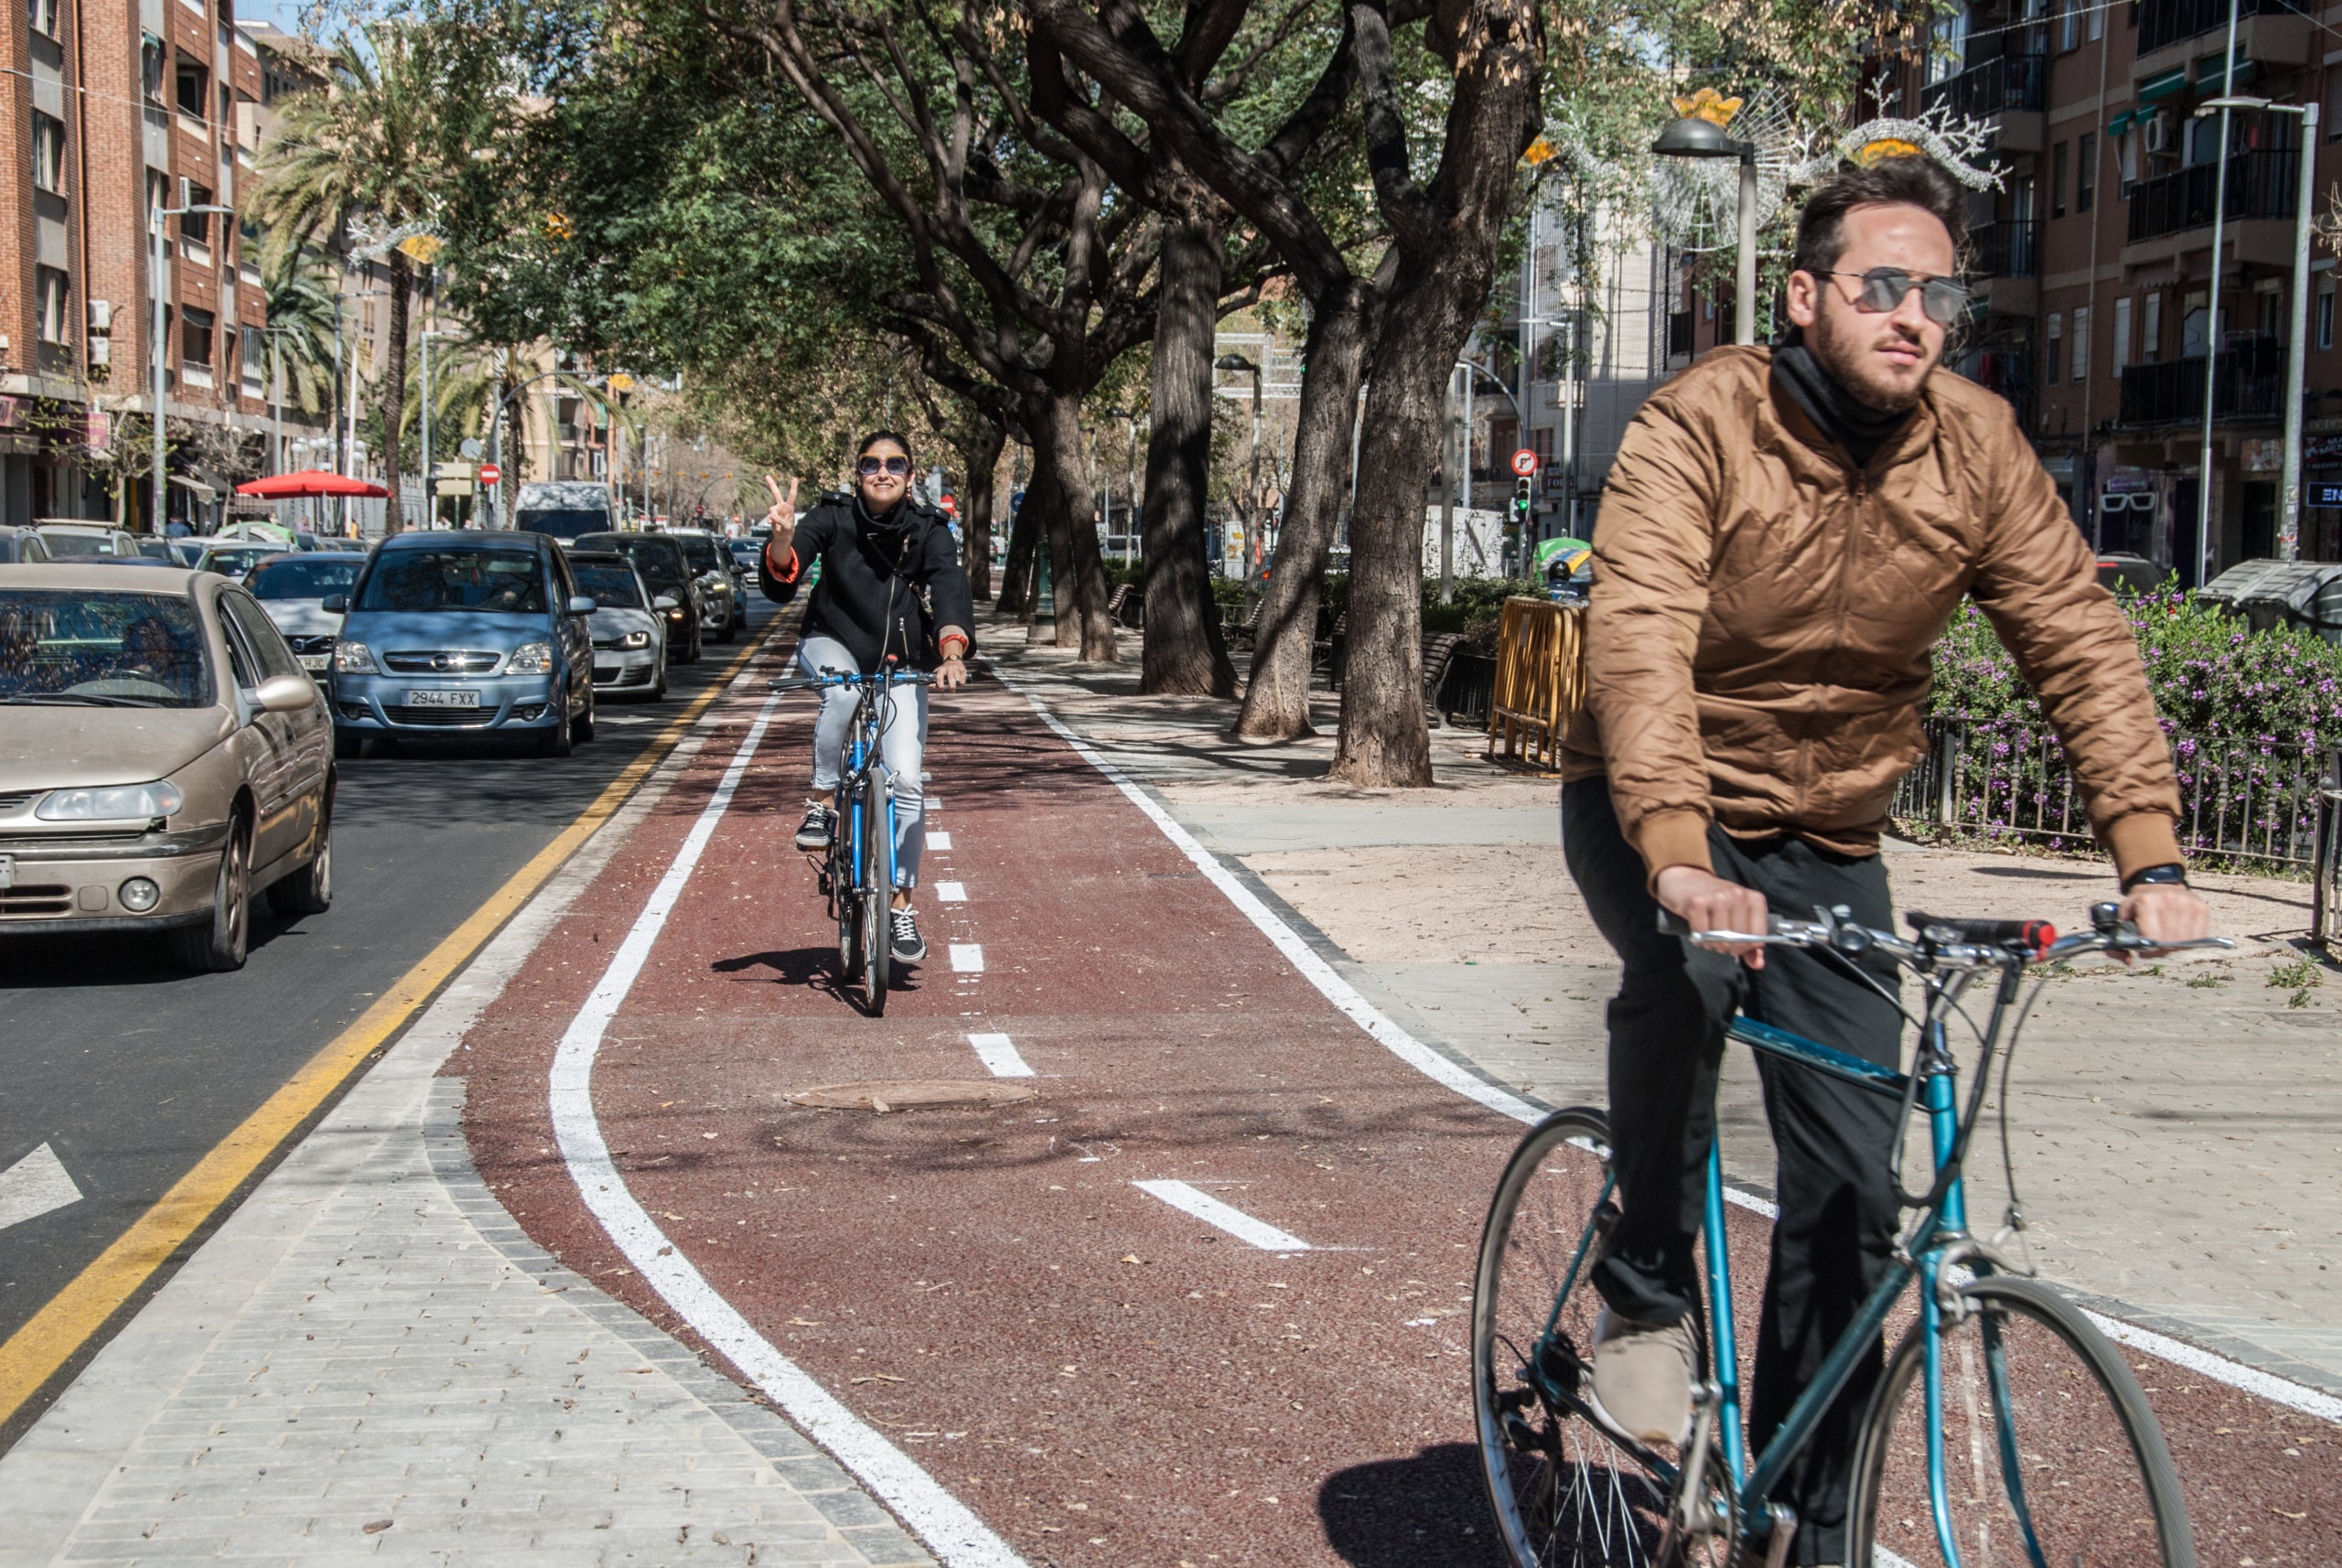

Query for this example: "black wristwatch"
[2120,862,2188,893]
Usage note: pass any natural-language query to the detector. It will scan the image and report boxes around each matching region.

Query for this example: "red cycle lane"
[454,664,2340,1568]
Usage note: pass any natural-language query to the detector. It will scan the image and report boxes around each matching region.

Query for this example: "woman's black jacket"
[759,494,975,671]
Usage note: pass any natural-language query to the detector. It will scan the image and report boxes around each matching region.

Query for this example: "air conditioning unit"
[2141,113,2176,156]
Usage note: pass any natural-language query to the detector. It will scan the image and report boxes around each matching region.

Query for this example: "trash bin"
[2198,560,2342,644]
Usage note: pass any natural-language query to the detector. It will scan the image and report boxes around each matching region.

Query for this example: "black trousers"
[1561,779,1904,1566]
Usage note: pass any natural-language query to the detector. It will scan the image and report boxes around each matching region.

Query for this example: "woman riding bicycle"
[761,431,972,963]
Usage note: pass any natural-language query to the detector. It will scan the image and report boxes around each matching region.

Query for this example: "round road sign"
[1509,448,1539,478]
[478,463,501,487]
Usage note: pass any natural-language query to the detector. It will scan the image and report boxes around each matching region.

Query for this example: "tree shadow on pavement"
[1319,1443,1509,1566]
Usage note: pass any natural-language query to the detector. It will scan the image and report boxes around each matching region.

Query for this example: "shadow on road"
[1318,1442,1508,1566]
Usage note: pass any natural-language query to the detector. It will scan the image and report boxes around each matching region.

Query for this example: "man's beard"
[1808,308,1937,414]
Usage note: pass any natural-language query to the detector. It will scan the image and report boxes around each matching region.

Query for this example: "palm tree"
[251,24,480,531]
[259,245,339,423]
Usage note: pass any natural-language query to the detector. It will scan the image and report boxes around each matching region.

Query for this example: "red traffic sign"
[1509,448,1539,478]
[939,495,958,517]
[477,463,500,487]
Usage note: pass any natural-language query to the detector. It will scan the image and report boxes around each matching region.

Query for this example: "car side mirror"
[255,673,317,714]
[567,595,598,616]
[653,593,681,610]
[321,595,349,614]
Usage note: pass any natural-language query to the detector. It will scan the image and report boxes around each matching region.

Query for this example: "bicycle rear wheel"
[1474,1108,1735,1567]
[858,789,893,1015]
[1850,1273,2196,1568]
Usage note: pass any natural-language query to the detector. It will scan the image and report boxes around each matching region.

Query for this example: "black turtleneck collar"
[854,490,911,533]
[1771,343,1915,468]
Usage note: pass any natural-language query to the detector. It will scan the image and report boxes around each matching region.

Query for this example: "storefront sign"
[2305,435,2342,467]
[2309,482,2342,510]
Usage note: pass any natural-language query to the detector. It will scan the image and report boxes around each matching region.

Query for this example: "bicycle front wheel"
[859,790,893,1015]
[1850,1273,2196,1568]
[833,795,862,983]
[1474,1108,1734,1567]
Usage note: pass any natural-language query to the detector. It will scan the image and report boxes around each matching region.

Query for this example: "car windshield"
[356,547,548,614]
[245,557,364,601]
[204,548,276,575]
[573,562,644,608]
[0,589,213,707]
[516,509,610,541]
[581,535,687,589]
[671,534,722,572]
[40,532,115,557]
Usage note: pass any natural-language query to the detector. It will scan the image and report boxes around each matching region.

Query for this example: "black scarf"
[1772,343,1914,469]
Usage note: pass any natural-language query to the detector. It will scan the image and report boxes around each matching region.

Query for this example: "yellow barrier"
[1487,596,1586,772]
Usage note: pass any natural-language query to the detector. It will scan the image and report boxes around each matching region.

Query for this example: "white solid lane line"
[950,943,984,972]
[549,696,1027,1568]
[967,1033,1034,1079]
[936,881,968,903]
[929,831,953,850]
[1133,1180,1311,1253]
[0,1142,83,1231]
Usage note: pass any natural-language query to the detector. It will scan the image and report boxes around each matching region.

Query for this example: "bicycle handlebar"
[1658,903,2232,970]
[769,669,938,693]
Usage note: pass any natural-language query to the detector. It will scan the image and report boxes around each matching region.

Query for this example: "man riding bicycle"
[1560,156,2209,1567]
[762,431,972,964]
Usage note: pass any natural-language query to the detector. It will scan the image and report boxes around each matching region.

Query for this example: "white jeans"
[800,635,927,888]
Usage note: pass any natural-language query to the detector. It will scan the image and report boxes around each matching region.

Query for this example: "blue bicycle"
[1473,903,2229,1568]
[772,665,930,1016]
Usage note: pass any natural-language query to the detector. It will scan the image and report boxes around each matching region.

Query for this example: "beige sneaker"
[1588,1308,1696,1444]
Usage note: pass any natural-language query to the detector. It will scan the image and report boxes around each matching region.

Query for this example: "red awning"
[233,469,392,499]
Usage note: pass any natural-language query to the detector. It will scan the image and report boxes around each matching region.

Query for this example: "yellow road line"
[0,629,775,1432]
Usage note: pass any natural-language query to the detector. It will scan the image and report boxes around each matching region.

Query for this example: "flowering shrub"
[1922,587,2342,863]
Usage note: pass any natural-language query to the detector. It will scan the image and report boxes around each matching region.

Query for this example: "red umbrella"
[234,469,392,499]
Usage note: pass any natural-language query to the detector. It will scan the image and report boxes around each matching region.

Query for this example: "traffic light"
[1509,477,1532,538]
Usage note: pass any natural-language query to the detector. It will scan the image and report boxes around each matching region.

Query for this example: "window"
[36,268,70,345]
[176,58,208,120]
[2047,312,2064,385]
[2061,0,2079,50]
[242,325,265,379]
[2260,283,2284,340]
[2071,306,2089,382]
[2089,0,2103,38]
[2113,295,2133,373]
[28,0,59,36]
[2117,129,2138,186]
[2320,283,2335,350]
[142,36,165,101]
[182,306,214,368]
[2078,134,2095,211]
[179,185,213,242]
[2050,143,2068,219]
[31,113,66,195]
[2143,293,2163,362]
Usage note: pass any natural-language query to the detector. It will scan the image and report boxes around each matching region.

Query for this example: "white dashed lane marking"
[967,1033,1034,1078]
[936,882,968,903]
[1132,1180,1312,1253]
[949,944,984,972]
[928,831,953,850]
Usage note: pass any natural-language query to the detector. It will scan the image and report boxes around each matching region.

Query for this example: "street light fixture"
[1215,353,1263,575]
[152,198,235,533]
[2197,94,2320,562]
[1651,115,1758,348]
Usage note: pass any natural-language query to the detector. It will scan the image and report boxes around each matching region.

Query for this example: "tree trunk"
[380,252,411,534]
[1236,280,1373,736]
[961,419,1004,601]
[1033,392,1118,661]
[997,465,1042,615]
[1139,211,1236,697]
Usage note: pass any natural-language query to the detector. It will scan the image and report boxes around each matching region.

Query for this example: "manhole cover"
[787,1079,1037,1112]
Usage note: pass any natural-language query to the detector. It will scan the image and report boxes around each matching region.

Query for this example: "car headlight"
[618,629,650,650]
[664,604,688,620]
[334,640,380,673]
[506,641,555,675]
[38,781,185,821]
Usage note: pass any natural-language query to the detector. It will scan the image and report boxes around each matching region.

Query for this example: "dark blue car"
[323,531,597,757]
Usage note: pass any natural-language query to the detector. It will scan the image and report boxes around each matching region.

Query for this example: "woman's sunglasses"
[857,455,912,478]
[1815,267,1971,327]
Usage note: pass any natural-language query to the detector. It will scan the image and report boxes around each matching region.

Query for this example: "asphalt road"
[0,596,780,1438]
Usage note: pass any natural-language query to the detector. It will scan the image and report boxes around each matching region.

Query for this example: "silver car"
[33,521,144,560]
[0,565,334,972]
[568,551,669,700]
[243,552,368,677]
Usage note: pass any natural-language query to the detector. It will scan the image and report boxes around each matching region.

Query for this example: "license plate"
[298,654,330,671]
[403,689,480,709]
[0,855,12,891]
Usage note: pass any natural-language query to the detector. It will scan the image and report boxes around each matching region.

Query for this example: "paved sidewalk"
[982,617,2342,1395]
[0,728,927,1568]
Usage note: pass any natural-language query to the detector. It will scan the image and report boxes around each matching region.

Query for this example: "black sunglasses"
[857,455,912,478]
[1815,267,1971,327]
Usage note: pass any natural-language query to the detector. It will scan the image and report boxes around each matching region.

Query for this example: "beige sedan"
[0,564,334,972]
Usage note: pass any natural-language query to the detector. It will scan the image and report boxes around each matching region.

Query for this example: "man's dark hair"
[1790,157,1969,277]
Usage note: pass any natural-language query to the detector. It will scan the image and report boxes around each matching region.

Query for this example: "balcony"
[2139,0,2299,57]
[1971,220,2041,279]
[2117,337,2283,425]
[1922,54,2046,120]
[2125,149,2297,243]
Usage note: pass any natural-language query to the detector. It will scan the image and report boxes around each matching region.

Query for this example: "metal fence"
[1891,717,2335,873]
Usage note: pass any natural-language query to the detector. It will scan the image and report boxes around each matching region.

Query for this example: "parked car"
[242,553,368,676]
[0,526,58,564]
[573,532,702,664]
[660,527,745,641]
[513,480,617,542]
[725,536,760,585]
[0,564,335,972]
[33,522,144,559]
[568,551,669,701]
[2094,553,2165,597]
[325,530,597,758]
[195,543,285,581]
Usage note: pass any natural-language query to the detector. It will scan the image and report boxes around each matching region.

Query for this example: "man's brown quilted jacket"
[1560,346,2183,883]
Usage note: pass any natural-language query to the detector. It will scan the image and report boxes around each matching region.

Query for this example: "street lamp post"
[2191,0,2244,586]
[2197,94,2321,561]
[1215,353,1263,578]
[1650,113,1758,347]
[151,194,234,533]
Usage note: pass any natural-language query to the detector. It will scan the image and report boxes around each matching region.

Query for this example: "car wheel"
[171,816,252,972]
[333,727,362,760]
[684,621,703,665]
[268,791,334,917]
[714,601,736,643]
[650,658,669,701]
[571,684,596,745]
[539,705,574,757]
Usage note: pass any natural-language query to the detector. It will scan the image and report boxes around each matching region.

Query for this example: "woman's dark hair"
[1789,157,1969,277]
[855,430,914,465]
